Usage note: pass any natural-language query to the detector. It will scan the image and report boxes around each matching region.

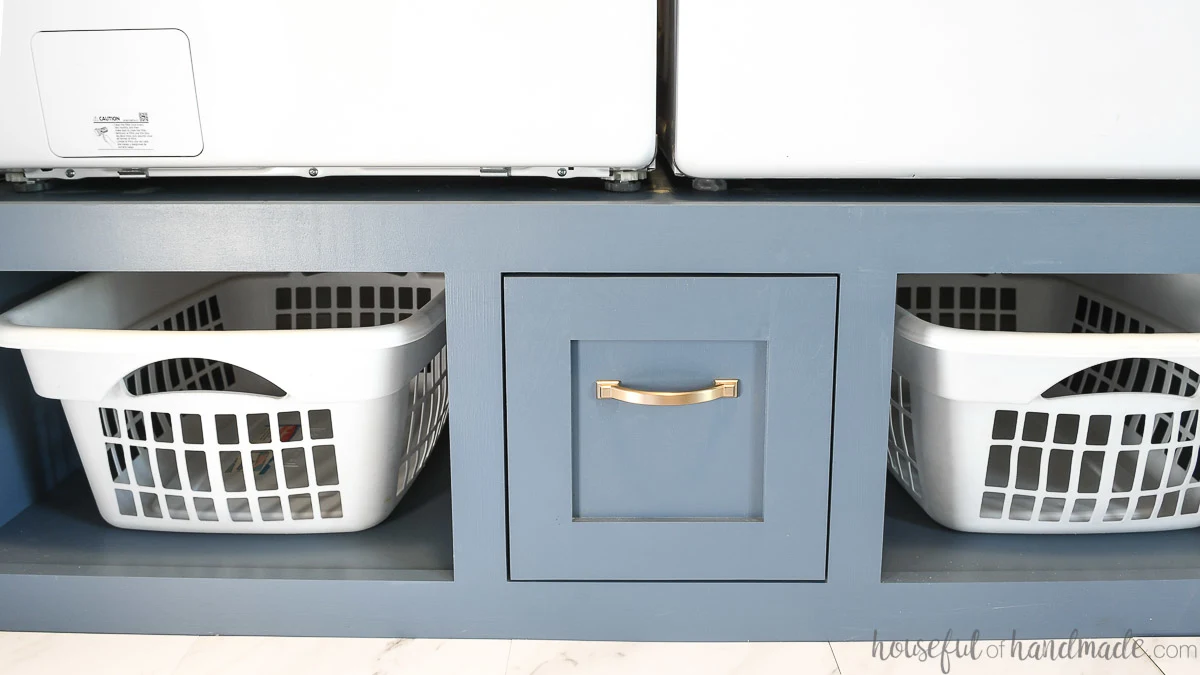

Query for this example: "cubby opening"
[883,274,1200,583]
[0,272,452,581]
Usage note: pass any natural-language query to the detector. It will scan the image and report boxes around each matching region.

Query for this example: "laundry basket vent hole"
[977,407,1200,524]
[887,372,921,497]
[896,284,1018,330]
[274,281,431,330]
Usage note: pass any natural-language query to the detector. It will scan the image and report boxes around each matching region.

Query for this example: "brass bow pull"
[595,379,739,406]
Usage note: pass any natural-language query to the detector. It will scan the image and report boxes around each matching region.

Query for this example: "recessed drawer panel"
[503,276,837,581]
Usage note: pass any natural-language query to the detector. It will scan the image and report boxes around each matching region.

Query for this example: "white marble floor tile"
[170,636,511,675]
[504,640,839,675]
[1131,637,1200,675]
[830,637,1163,674]
[0,631,198,675]
[4,632,1198,675]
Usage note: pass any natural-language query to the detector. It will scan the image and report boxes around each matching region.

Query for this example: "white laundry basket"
[892,274,1200,534]
[0,272,448,534]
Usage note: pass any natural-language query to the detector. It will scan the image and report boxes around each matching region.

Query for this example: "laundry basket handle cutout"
[1039,357,1200,400]
[121,358,287,399]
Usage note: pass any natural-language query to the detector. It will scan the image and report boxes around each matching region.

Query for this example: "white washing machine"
[0,0,657,189]
[668,0,1200,181]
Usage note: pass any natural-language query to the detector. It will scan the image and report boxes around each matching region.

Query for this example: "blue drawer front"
[573,339,767,520]
[504,276,837,581]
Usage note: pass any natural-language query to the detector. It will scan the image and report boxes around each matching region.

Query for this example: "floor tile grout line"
[167,634,213,675]
[502,639,515,675]
[826,641,843,674]
[1136,636,1168,675]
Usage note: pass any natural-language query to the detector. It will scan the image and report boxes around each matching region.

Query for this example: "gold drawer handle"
[595,379,739,406]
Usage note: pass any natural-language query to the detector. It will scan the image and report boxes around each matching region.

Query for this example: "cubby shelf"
[0,435,453,582]
[881,478,1200,584]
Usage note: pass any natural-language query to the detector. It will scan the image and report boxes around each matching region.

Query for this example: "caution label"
[92,112,154,151]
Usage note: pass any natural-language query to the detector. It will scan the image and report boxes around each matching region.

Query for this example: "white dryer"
[667,0,1200,181]
[0,0,657,189]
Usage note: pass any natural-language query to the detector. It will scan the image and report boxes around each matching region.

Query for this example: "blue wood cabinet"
[503,276,837,580]
[3,184,1200,640]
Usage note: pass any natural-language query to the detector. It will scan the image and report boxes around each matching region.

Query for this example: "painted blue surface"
[0,273,77,528]
[0,186,1199,639]
[505,276,836,581]
[572,339,767,519]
